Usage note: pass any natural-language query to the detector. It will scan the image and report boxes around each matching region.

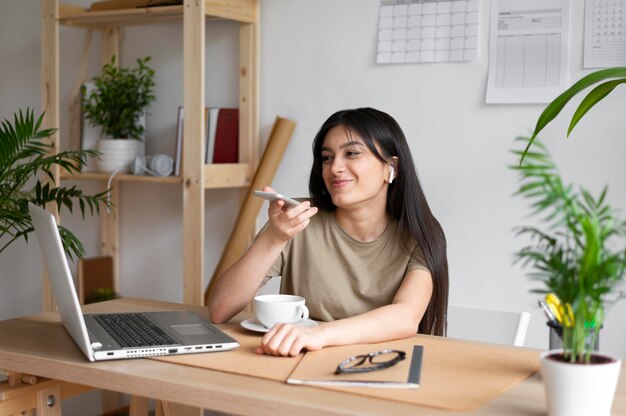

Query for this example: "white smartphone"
[253,190,300,207]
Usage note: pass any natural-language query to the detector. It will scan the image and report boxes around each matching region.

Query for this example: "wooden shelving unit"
[41,0,259,311]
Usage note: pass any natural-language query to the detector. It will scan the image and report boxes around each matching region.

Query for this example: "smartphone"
[253,190,300,207]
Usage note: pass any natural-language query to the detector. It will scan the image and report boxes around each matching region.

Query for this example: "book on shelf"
[205,108,219,164]
[174,106,209,176]
[174,106,184,176]
[287,345,423,389]
[210,108,239,164]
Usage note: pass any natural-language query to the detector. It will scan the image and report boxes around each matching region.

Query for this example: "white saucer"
[240,318,318,333]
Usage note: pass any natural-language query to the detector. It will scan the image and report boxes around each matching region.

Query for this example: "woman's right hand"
[256,322,325,356]
[262,186,318,242]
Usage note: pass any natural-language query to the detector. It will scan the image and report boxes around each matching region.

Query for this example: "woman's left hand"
[255,323,325,356]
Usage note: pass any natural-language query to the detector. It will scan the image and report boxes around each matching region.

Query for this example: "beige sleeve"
[407,244,430,274]
[261,253,283,286]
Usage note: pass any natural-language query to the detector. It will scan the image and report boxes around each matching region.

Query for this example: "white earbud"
[389,165,395,184]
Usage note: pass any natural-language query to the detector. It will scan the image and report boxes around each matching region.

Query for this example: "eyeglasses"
[335,349,406,374]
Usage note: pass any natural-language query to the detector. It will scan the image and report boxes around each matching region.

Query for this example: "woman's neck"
[334,203,389,242]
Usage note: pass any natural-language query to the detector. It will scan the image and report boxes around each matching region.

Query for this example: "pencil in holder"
[547,321,600,351]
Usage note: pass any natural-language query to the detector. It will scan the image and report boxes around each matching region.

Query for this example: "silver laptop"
[28,203,239,361]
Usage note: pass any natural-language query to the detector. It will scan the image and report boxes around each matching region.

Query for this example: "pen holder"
[547,321,600,351]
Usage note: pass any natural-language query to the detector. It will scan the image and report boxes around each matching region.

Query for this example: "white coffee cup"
[254,294,309,329]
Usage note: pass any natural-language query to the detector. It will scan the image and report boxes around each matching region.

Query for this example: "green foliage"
[512,137,626,363]
[83,56,156,140]
[0,108,110,261]
[85,287,118,304]
[520,67,626,163]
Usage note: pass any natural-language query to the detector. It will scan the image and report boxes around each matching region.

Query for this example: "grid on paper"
[590,0,626,64]
[377,0,480,64]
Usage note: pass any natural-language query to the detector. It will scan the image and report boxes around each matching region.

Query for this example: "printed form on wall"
[485,0,570,104]
[377,0,480,64]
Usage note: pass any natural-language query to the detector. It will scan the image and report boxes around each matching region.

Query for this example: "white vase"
[540,349,622,416]
[96,138,140,173]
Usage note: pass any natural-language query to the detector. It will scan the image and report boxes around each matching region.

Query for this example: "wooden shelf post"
[182,0,206,305]
[41,0,61,313]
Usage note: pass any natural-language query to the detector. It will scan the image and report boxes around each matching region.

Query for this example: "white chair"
[446,304,531,347]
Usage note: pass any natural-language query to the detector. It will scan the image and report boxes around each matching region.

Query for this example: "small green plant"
[0,108,109,261]
[83,56,156,140]
[512,137,626,363]
[85,287,118,304]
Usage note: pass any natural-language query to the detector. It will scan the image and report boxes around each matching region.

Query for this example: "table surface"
[0,297,624,416]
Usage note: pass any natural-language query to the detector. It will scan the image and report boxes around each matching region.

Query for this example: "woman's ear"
[388,156,399,183]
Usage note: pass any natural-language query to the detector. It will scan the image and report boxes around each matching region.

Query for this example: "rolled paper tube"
[204,116,296,304]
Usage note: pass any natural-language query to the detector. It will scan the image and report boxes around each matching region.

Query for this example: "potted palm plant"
[517,67,626,415]
[0,108,109,260]
[513,136,625,416]
[82,56,155,173]
[514,67,626,416]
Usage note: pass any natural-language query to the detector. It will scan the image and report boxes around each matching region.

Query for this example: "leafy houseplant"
[0,109,109,260]
[517,68,626,415]
[83,56,155,140]
[513,138,626,416]
[512,137,626,363]
[82,56,155,173]
[517,66,626,358]
[512,137,624,416]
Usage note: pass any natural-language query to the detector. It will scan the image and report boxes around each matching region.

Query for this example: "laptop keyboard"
[93,313,177,348]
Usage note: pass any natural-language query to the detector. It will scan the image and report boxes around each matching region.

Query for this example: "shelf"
[60,163,251,188]
[42,0,259,310]
[60,171,183,183]
[59,0,256,28]
[203,163,251,188]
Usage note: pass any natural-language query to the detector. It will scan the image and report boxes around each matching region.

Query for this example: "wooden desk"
[1,298,625,415]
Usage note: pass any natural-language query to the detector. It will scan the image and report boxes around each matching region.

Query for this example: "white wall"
[1,0,625,365]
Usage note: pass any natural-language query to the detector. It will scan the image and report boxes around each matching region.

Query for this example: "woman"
[209,107,448,356]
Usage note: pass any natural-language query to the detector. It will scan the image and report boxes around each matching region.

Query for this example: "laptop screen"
[28,203,95,360]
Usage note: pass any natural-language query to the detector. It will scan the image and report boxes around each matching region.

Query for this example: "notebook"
[287,344,423,388]
[28,203,239,361]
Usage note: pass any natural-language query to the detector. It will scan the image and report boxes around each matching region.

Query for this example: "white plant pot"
[96,138,140,173]
[541,349,622,416]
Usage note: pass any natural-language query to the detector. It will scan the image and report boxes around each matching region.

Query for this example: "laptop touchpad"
[172,324,211,336]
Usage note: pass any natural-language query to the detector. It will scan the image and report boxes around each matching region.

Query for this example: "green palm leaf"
[0,108,111,260]
[568,78,626,136]
[520,67,626,164]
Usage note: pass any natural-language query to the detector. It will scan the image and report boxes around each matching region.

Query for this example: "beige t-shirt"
[265,210,430,322]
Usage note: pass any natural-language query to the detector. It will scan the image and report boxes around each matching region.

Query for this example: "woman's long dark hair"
[309,108,449,336]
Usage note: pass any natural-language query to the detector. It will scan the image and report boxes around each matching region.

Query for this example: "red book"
[212,108,239,163]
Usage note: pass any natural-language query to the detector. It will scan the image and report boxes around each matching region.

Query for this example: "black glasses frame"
[335,349,406,374]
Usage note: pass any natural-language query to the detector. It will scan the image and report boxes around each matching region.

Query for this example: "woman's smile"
[332,177,353,188]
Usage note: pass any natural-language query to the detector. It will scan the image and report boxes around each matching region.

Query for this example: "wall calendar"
[377,0,480,64]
